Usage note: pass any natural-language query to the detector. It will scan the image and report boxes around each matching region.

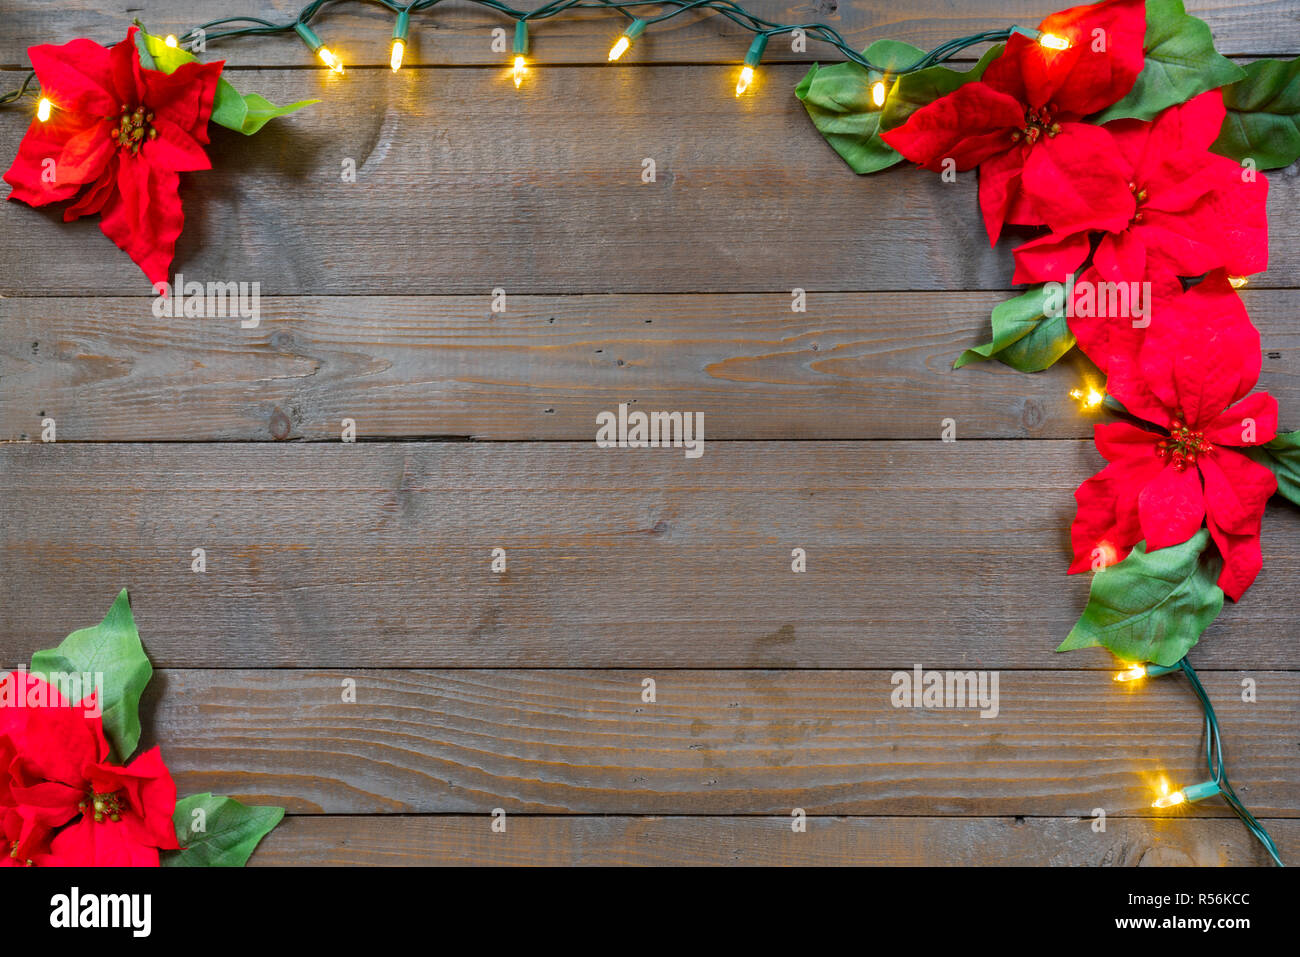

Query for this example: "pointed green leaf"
[954,284,1075,372]
[142,31,316,135]
[1094,0,1244,123]
[1245,429,1300,505]
[232,92,320,135]
[1058,531,1224,667]
[162,794,285,867]
[30,589,152,761]
[796,60,902,174]
[1211,57,1300,171]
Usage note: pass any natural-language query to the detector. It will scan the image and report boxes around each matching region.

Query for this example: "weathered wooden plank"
[4,443,1299,669]
[136,668,1300,816]
[253,814,1300,865]
[3,291,1297,441]
[1,1,1291,68]
[1,67,1298,296]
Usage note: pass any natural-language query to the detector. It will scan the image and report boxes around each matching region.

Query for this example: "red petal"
[1095,420,1164,466]
[145,117,212,173]
[62,159,118,221]
[1204,391,1278,447]
[1022,123,1134,234]
[1030,0,1147,116]
[976,146,1029,245]
[109,28,145,108]
[1207,514,1263,601]
[1136,275,1260,428]
[1201,450,1276,536]
[1011,228,1091,284]
[880,81,1024,171]
[97,154,184,287]
[1138,463,1206,549]
[2,113,96,206]
[1090,228,1147,282]
[28,38,118,115]
[144,60,224,141]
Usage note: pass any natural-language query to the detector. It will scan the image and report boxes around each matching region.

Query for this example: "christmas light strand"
[0,0,1072,103]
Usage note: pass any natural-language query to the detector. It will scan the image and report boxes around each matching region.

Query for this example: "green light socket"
[513,20,529,56]
[393,10,411,42]
[623,19,647,41]
[1182,780,1221,804]
[743,33,769,68]
[293,22,325,53]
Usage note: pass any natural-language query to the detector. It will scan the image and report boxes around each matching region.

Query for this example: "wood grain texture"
[252,814,1300,865]
[136,668,1300,816]
[1,66,1298,297]
[4,442,1300,670]
[1,0,1292,68]
[3,291,1299,441]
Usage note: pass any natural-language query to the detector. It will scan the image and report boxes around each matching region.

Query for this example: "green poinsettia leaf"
[1094,0,1244,123]
[1057,531,1224,666]
[1245,429,1300,505]
[881,44,1003,132]
[30,589,152,761]
[796,60,902,174]
[142,31,317,135]
[797,40,997,175]
[162,793,285,867]
[954,284,1076,372]
[1211,57,1300,170]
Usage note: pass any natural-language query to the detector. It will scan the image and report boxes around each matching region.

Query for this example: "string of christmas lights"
[0,0,1072,105]
[0,0,1286,867]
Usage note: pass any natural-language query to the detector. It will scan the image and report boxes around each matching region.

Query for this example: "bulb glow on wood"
[609,35,631,61]
[36,97,52,122]
[513,55,528,88]
[390,39,405,72]
[318,47,344,74]
[1070,384,1105,410]
[1152,784,1186,809]
[1229,276,1249,288]
[1113,665,1147,683]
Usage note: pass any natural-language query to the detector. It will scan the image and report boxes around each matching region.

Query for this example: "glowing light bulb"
[1038,32,1071,50]
[318,47,344,74]
[1114,665,1147,683]
[1152,786,1186,809]
[391,10,410,73]
[36,97,52,122]
[1152,778,1219,809]
[735,34,768,98]
[1070,384,1105,410]
[608,19,645,62]
[1229,276,1249,289]
[871,80,887,108]
[513,55,528,88]
[164,35,179,48]
[735,65,755,97]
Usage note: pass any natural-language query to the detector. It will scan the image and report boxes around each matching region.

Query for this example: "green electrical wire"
[0,0,1041,106]
[1175,658,1284,867]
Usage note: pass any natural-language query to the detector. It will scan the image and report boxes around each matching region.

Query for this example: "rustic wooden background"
[2,0,1298,866]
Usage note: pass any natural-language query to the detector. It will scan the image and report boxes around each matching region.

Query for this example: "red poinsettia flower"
[1013,91,1269,286]
[2,27,223,286]
[880,0,1146,245]
[1069,275,1277,599]
[0,670,179,866]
